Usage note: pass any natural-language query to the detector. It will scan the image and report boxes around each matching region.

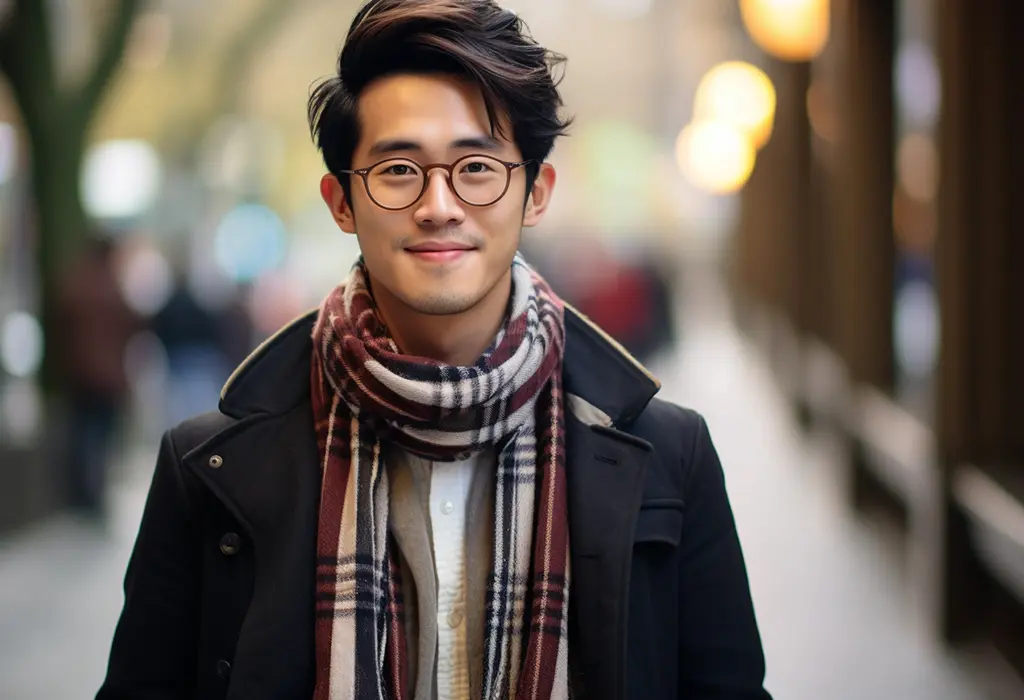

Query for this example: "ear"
[522,162,556,228]
[320,174,357,234]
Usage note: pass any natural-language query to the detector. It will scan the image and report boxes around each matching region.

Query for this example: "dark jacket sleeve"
[96,430,201,699]
[676,411,772,699]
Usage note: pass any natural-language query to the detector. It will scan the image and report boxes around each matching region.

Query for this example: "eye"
[384,164,416,176]
[462,160,496,174]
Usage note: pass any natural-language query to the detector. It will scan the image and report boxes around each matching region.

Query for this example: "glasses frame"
[340,154,532,211]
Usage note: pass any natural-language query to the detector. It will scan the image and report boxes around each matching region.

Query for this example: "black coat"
[97,308,771,700]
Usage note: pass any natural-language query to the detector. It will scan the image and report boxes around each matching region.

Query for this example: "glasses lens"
[452,155,509,206]
[367,159,425,209]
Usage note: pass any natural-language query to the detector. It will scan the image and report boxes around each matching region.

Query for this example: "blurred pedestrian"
[152,274,231,427]
[53,234,140,522]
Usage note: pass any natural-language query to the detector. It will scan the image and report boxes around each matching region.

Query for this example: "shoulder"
[625,397,712,495]
[165,411,238,462]
[145,411,240,517]
[629,397,706,453]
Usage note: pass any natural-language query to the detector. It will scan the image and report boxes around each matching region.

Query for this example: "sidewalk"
[645,277,983,700]
[0,447,154,699]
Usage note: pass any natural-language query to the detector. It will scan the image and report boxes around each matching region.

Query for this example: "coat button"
[208,455,223,469]
[219,532,241,556]
[215,659,232,679]
[447,608,464,629]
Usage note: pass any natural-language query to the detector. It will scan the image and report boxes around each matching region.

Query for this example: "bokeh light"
[675,121,757,195]
[897,133,939,203]
[740,0,830,62]
[82,140,163,221]
[116,242,175,317]
[0,312,44,378]
[895,43,941,128]
[0,122,16,185]
[214,203,288,282]
[693,61,777,150]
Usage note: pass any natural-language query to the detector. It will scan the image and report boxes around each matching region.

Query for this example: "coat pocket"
[633,498,684,547]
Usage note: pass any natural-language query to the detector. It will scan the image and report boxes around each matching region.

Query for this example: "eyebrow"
[366,135,502,157]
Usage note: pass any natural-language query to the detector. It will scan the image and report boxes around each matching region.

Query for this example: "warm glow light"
[740,0,830,62]
[693,61,776,149]
[675,121,756,195]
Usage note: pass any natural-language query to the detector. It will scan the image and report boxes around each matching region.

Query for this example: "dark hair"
[307,0,572,203]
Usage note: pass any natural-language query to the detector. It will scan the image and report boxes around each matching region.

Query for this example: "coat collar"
[217,304,661,427]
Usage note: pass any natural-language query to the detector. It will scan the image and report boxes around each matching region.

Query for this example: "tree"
[0,0,142,387]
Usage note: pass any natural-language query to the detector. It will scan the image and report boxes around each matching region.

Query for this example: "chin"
[404,290,482,316]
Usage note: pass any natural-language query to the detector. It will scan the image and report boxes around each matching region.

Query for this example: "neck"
[370,271,512,367]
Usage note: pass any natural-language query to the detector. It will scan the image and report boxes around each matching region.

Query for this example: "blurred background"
[0,0,1022,698]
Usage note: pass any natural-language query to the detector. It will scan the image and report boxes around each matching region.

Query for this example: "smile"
[404,243,476,263]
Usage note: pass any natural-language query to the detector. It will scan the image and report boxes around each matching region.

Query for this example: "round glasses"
[340,154,532,211]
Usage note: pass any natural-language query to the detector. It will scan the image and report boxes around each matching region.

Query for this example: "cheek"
[353,215,396,268]
[478,204,523,251]
[354,207,401,245]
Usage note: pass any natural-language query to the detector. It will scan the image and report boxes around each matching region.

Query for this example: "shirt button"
[447,608,464,628]
[440,500,454,515]
[208,455,223,469]
[215,659,232,679]
[219,533,241,556]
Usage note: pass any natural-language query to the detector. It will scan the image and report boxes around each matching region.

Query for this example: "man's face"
[321,73,555,316]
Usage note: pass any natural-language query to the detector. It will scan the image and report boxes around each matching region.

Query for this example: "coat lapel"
[560,304,663,700]
[566,411,654,700]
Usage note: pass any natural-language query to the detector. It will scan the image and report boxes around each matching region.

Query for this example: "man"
[98,1,771,699]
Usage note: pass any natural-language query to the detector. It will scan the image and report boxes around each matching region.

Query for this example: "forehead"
[355,73,509,153]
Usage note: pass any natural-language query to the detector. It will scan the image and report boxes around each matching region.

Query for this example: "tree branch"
[0,1,17,61]
[0,0,30,73]
[0,8,20,85]
[75,0,143,125]
[0,0,58,119]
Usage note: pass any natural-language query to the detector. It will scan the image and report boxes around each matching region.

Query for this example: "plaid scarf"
[310,255,570,700]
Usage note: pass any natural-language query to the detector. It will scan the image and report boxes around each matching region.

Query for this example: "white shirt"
[402,449,490,700]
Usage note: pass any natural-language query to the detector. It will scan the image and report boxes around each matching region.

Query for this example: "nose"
[413,168,465,228]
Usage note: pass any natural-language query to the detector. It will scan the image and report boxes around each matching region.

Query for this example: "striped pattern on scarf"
[310,255,570,700]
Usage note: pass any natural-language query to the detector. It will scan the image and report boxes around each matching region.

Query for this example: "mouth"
[404,241,477,263]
